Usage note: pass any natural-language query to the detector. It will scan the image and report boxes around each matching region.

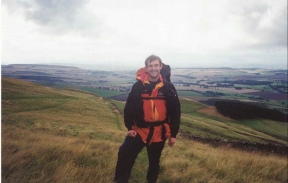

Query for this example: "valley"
[2,64,287,113]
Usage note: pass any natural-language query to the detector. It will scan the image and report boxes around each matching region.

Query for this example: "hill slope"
[111,97,287,146]
[2,77,287,183]
[2,77,125,182]
[179,98,287,145]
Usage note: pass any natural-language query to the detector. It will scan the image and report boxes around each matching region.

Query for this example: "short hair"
[145,55,162,67]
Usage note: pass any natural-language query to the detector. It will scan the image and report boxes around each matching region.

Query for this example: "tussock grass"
[159,139,287,183]
[2,126,121,183]
[2,77,287,183]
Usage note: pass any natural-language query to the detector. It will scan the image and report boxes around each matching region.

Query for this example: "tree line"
[215,100,287,122]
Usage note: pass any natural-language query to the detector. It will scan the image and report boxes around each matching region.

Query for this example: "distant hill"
[1,77,287,183]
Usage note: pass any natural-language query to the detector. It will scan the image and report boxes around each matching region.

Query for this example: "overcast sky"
[1,0,287,69]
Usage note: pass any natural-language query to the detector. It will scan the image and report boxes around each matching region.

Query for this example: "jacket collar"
[136,67,163,86]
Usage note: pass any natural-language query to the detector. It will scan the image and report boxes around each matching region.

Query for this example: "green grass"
[180,112,286,144]
[235,84,270,90]
[179,98,206,114]
[177,90,205,97]
[177,98,287,144]
[237,119,288,141]
[81,87,125,98]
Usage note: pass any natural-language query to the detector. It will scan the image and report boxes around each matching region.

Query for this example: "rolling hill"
[1,77,287,183]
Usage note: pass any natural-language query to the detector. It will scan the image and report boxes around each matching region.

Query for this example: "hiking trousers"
[114,134,166,183]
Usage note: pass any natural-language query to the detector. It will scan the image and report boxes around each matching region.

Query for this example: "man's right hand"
[127,130,137,137]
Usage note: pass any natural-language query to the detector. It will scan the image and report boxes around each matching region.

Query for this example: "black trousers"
[114,134,166,183]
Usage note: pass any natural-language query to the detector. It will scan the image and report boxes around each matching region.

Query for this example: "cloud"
[1,0,286,68]
[3,0,286,48]
[226,0,287,48]
[2,0,101,36]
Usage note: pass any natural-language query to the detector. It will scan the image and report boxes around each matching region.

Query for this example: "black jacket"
[124,79,181,138]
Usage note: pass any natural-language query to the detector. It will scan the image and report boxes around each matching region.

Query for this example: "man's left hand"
[168,137,176,147]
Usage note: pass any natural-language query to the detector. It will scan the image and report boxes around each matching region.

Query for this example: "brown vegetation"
[2,77,287,183]
[197,106,232,120]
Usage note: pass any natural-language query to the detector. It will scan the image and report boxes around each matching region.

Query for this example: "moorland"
[1,64,288,182]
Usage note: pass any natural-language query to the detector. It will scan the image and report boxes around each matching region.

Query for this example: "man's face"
[146,59,162,81]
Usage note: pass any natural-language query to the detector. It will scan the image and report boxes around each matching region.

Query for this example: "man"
[114,55,181,183]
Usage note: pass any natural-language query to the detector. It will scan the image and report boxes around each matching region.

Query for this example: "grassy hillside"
[111,97,287,145]
[2,77,287,183]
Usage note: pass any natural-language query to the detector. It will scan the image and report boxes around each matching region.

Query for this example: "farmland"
[2,64,287,113]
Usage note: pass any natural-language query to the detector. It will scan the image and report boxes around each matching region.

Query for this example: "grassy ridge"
[2,77,287,183]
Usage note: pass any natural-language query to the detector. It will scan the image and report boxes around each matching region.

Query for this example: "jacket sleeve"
[124,85,135,131]
[166,83,181,138]
[124,81,143,131]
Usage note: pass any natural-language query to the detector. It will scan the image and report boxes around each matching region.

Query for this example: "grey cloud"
[26,0,88,25]
[2,0,100,35]
[227,0,287,48]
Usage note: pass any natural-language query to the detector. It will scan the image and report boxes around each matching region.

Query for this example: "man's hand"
[168,137,176,147]
[127,130,137,137]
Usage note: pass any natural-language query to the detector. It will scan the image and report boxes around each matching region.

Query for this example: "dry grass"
[158,139,287,183]
[2,125,121,183]
[197,106,233,121]
[2,77,287,183]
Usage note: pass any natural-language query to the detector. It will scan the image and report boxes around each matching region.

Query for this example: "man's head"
[145,55,162,67]
[144,55,163,82]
